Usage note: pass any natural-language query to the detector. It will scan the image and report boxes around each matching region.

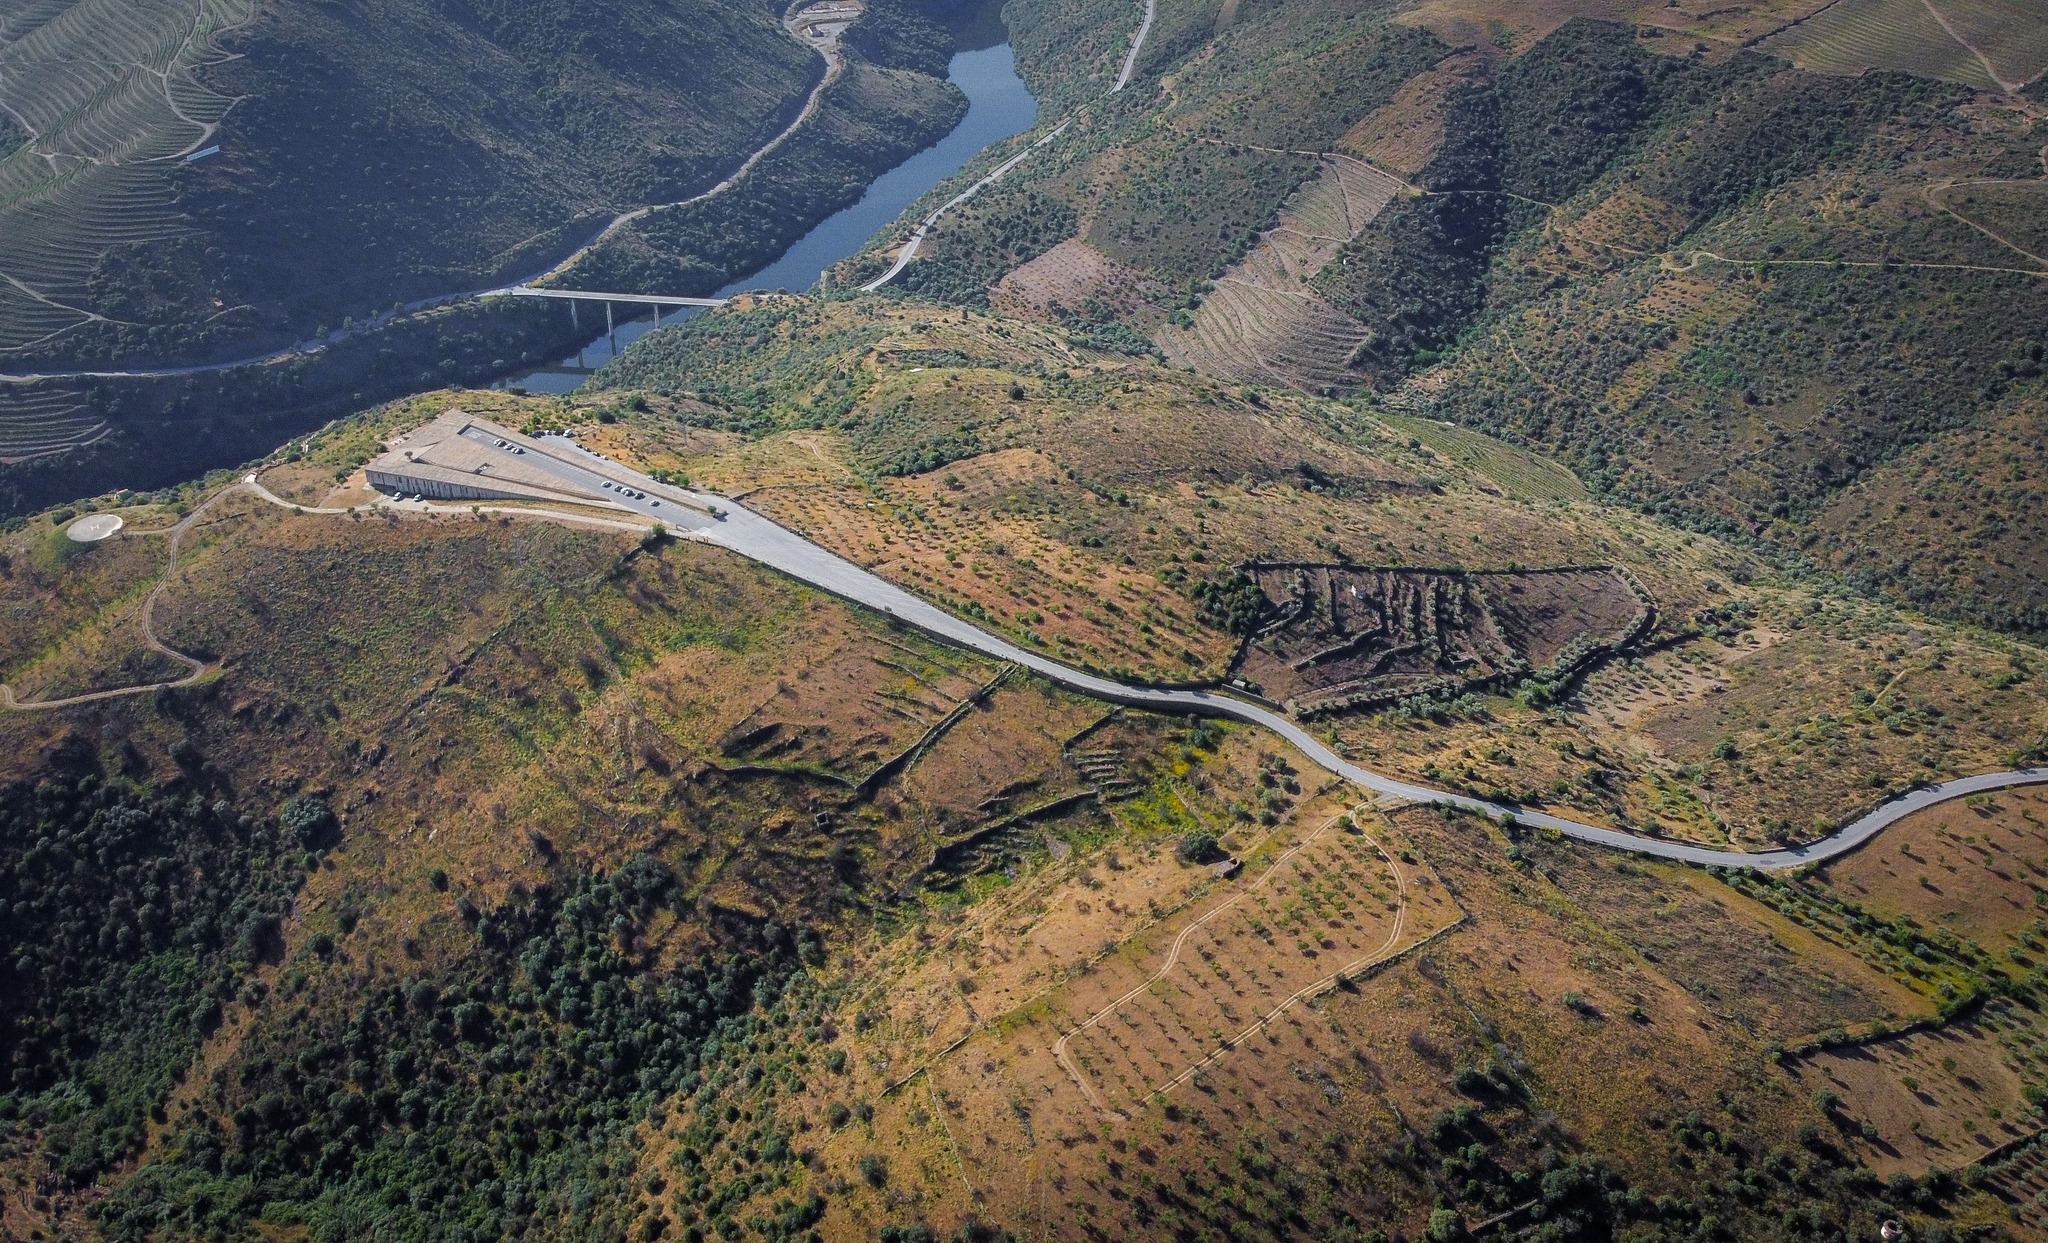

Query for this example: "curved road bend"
[1113,0,1158,93]
[0,485,238,709]
[485,456,2048,871]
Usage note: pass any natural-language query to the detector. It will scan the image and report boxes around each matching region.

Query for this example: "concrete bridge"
[499,288,727,309]
[491,285,730,346]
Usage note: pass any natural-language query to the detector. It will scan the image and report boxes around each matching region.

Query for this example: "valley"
[1,0,2046,1239]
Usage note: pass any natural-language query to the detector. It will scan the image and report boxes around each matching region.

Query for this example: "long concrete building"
[364,411,692,512]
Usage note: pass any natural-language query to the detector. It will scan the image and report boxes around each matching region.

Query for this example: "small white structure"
[65,513,123,543]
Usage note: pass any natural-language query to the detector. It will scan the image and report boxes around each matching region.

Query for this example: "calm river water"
[504,40,1037,394]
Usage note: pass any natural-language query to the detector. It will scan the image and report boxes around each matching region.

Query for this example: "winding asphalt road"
[686,498,2048,869]
[481,445,2048,871]
[13,458,2045,868]
[1113,0,1157,93]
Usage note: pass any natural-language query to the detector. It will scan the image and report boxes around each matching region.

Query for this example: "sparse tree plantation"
[2,0,2047,1237]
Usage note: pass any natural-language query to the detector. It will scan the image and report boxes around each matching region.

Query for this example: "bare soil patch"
[1529,841,1930,1042]
[989,239,1153,320]
[1238,564,1645,714]
[1820,786,2048,955]
[1785,1011,2039,1177]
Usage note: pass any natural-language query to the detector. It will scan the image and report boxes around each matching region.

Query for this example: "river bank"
[504,40,1037,394]
[0,31,1036,518]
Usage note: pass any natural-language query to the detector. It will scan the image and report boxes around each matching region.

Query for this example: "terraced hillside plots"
[0,386,102,463]
[0,0,250,357]
[1760,0,2048,92]
[1237,565,1647,714]
[1050,809,1459,1113]
[1156,155,1407,394]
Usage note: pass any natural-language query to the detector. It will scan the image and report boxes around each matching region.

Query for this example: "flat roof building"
[365,412,609,505]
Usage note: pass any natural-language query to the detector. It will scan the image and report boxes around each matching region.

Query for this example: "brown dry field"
[1528,840,1932,1041]
[675,790,1950,1241]
[1819,786,2048,954]
[1394,0,1831,56]
[749,451,1236,682]
[1786,1008,2039,1177]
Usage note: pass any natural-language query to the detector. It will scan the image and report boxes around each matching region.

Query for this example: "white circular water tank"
[65,513,124,543]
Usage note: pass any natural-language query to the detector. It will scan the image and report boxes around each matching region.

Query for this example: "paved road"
[507,453,2048,870]
[20,458,2046,870]
[1114,0,1158,93]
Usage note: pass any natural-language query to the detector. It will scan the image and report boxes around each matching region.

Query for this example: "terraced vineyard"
[1760,0,2048,92]
[1234,564,1645,715]
[0,384,99,462]
[1155,155,1406,393]
[0,0,249,361]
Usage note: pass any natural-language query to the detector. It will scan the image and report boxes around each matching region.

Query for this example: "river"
[502,40,1038,395]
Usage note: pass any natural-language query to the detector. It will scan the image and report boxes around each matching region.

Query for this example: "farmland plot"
[1156,155,1407,393]
[1760,0,2048,92]
[0,385,101,461]
[1050,809,1460,1112]
[1236,564,1647,714]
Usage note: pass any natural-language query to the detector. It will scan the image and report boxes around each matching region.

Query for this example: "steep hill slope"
[3,323,2046,1239]
[0,0,822,369]
[838,0,2045,641]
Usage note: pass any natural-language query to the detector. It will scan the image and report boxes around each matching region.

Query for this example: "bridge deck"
[499,288,727,307]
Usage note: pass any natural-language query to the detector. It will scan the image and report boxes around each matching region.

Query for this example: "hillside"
[0,0,909,372]
[833,0,2046,644]
[4,0,2048,1238]
[0,0,985,513]
[5,302,2047,1239]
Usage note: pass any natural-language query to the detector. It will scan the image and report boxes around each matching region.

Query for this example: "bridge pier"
[570,300,579,330]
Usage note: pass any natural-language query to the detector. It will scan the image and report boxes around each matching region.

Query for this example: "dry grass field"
[1787,1008,2042,1177]
[1529,840,1932,1041]
[1819,786,2048,955]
